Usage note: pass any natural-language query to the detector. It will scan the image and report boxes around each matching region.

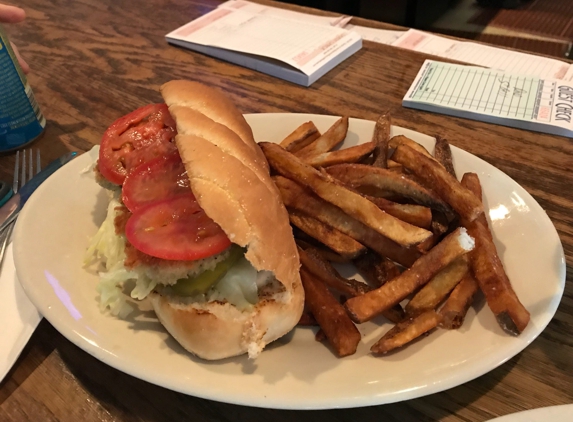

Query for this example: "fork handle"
[0,222,14,267]
[0,194,21,233]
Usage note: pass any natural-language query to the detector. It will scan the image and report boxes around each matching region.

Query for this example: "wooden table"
[1,1,571,421]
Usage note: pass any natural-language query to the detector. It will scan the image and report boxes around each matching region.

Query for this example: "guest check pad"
[404,60,573,137]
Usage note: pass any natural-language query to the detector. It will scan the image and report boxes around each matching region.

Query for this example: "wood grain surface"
[1,0,572,421]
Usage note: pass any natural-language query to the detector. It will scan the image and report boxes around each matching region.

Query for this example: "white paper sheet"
[220,0,348,26]
[0,244,42,382]
[166,6,361,85]
[393,29,571,81]
[345,24,405,45]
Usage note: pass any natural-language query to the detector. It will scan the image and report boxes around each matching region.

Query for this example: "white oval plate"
[487,404,573,422]
[13,114,565,409]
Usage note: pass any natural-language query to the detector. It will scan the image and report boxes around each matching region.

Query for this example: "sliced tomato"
[125,195,231,261]
[122,152,192,212]
[98,104,177,185]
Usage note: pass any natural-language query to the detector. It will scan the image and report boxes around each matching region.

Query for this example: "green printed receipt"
[403,60,573,137]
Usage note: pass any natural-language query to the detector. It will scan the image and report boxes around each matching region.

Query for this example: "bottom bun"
[149,282,304,360]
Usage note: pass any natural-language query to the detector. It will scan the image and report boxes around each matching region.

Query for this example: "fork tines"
[14,149,41,194]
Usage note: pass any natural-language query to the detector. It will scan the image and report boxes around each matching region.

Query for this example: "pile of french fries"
[259,114,531,357]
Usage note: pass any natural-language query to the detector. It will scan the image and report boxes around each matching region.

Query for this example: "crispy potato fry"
[371,112,391,168]
[315,329,327,342]
[366,196,432,228]
[389,135,434,160]
[460,172,530,334]
[466,219,530,334]
[298,311,318,326]
[381,304,406,324]
[295,116,349,158]
[280,121,321,153]
[431,211,450,237]
[393,144,484,222]
[405,256,469,316]
[289,209,366,260]
[460,172,491,241]
[353,252,405,323]
[296,240,350,263]
[345,227,475,323]
[461,172,483,200]
[304,141,376,167]
[439,272,479,329]
[371,310,442,354]
[274,176,422,267]
[300,269,361,357]
[434,136,456,178]
[326,163,452,215]
[415,211,452,253]
[299,247,371,297]
[261,143,432,247]
[387,159,402,171]
[353,251,401,287]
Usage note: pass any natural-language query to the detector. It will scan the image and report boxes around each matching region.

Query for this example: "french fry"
[466,220,530,334]
[260,143,433,247]
[280,121,321,153]
[431,211,450,237]
[274,176,422,267]
[289,210,366,260]
[460,172,483,201]
[326,163,452,215]
[366,196,432,229]
[300,269,361,357]
[434,136,456,178]
[295,116,349,158]
[405,256,469,316]
[299,247,371,297]
[303,141,376,167]
[387,159,403,171]
[460,172,491,241]
[298,311,318,326]
[371,311,442,354]
[315,329,327,342]
[382,304,406,324]
[353,251,401,287]
[415,211,452,254]
[371,112,391,168]
[296,240,350,263]
[389,135,434,160]
[353,252,406,323]
[439,272,479,329]
[345,227,475,323]
[460,172,530,334]
[393,144,484,222]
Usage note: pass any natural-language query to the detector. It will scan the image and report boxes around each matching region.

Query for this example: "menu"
[404,60,573,137]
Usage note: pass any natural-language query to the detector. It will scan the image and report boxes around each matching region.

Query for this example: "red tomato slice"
[122,152,192,212]
[99,104,177,185]
[125,195,231,261]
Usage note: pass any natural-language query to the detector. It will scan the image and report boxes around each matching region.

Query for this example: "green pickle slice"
[171,246,244,296]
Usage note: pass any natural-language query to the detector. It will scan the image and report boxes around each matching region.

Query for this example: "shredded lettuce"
[85,198,156,317]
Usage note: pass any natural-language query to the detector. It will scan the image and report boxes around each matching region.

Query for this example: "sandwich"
[85,80,304,360]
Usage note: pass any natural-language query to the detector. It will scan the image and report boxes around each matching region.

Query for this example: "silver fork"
[0,149,41,267]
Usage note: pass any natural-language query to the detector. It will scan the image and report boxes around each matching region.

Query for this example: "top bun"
[153,80,304,359]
